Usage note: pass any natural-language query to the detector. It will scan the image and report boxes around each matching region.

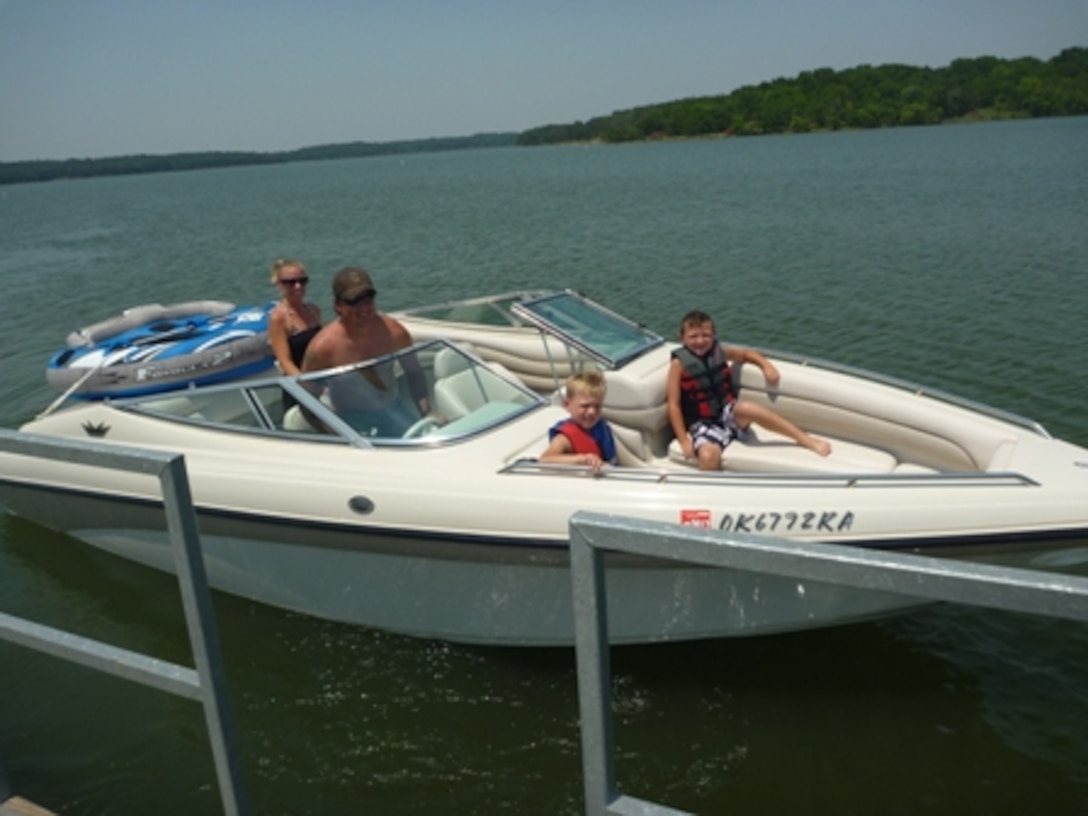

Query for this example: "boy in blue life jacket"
[667,309,831,471]
[540,369,617,474]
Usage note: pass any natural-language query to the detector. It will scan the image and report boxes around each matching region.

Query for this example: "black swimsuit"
[287,325,320,368]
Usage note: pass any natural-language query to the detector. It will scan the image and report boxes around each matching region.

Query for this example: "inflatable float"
[46,300,277,399]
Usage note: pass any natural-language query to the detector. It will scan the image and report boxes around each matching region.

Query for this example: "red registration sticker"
[680,509,712,528]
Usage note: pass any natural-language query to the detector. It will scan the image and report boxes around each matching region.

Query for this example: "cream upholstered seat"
[433,348,533,422]
[666,428,903,474]
[433,348,484,420]
[283,404,315,432]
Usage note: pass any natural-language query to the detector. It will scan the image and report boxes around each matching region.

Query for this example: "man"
[302,267,410,367]
[302,266,430,422]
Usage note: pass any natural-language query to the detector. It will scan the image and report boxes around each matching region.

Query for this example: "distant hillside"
[518,46,1088,145]
[0,132,517,186]
[4,47,1085,185]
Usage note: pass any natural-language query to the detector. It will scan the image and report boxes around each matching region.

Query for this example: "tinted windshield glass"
[398,294,532,326]
[128,340,543,444]
[297,340,542,442]
[513,291,662,368]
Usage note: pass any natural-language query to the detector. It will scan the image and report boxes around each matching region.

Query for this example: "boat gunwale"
[504,459,1042,488]
[3,474,1086,559]
[746,346,1052,440]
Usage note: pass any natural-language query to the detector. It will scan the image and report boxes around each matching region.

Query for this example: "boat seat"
[667,428,899,474]
[433,348,525,421]
[434,349,489,420]
[612,423,652,465]
[283,404,316,433]
[434,346,472,379]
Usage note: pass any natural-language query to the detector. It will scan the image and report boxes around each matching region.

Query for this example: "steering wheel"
[402,415,443,439]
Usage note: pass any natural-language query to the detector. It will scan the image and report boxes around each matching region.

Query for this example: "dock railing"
[0,429,249,816]
[568,511,1088,816]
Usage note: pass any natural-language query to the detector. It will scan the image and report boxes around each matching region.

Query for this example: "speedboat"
[2,290,1087,645]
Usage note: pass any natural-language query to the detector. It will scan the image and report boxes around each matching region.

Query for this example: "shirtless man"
[302,266,430,416]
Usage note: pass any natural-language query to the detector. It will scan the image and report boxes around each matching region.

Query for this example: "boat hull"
[0,479,936,645]
[5,477,1088,645]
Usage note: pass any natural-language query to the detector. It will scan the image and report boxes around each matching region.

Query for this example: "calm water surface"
[1,117,1087,814]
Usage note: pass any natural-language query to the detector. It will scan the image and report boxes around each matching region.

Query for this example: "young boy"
[540,370,617,474]
[667,309,831,471]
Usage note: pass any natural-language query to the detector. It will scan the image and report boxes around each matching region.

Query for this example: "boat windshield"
[395,291,545,327]
[511,291,662,369]
[125,339,544,445]
[396,289,663,370]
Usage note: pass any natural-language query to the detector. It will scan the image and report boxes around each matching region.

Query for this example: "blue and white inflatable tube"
[46,300,277,399]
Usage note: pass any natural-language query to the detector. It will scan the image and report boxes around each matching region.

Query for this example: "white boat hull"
[3,459,1087,645]
[6,489,932,646]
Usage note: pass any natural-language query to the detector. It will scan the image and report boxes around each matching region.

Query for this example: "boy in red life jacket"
[540,370,618,474]
[667,309,831,471]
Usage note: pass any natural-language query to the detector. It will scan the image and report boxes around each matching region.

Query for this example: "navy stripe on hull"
[3,478,1088,562]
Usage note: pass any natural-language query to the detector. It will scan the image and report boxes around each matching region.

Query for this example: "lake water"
[1,117,1087,814]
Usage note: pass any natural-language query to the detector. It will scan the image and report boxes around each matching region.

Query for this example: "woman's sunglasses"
[280,277,309,287]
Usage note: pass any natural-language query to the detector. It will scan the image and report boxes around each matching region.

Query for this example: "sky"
[1,0,1084,163]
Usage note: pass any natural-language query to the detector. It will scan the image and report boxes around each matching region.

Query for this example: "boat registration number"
[681,509,856,533]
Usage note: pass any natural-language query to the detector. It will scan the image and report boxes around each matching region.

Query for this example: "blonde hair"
[270,258,305,284]
[565,369,607,401]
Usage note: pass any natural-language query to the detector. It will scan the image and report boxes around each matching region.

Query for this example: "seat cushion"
[668,428,898,474]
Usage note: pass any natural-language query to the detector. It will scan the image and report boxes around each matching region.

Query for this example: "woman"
[268,258,322,375]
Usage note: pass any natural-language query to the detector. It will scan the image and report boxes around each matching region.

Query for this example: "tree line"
[0,133,517,186]
[518,46,1088,145]
[2,47,1085,184]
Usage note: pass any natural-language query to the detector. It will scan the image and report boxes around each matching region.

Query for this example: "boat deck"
[0,797,56,816]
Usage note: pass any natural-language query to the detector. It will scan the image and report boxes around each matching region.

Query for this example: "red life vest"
[557,419,604,456]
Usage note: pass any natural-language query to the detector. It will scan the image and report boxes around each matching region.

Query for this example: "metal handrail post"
[568,510,1088,815]
[159,455,250,816]
[570,524,693,816]
[0,429,250,815]
[569,525,615,813]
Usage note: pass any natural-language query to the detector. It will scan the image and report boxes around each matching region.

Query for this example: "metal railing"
[0,429,249,816]
[568,510,1088,816]
[502,458,1039,488]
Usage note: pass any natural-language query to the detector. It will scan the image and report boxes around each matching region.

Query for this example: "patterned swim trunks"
[689,404,741,451]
